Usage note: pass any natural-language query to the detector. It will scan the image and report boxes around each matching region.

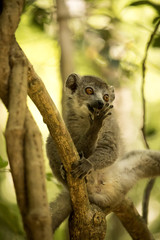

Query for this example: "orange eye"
[85,87,94,95]
[103,94,109,102]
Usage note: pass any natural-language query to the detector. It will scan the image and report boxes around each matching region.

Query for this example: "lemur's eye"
[85,87,94,95]
[103,94,109,102]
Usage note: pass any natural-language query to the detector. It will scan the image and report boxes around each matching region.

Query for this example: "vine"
[141,19,160,224]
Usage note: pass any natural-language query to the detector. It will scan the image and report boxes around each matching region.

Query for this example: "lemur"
[46,73,160,231]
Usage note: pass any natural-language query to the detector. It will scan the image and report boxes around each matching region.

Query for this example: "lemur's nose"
[97,100,104,109]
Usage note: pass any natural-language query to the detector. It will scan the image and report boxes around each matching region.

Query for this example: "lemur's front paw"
[71,158,93,179]
[95,104,113,121]
[89,104,113,128]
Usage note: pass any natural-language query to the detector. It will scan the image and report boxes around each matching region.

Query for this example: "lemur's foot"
[71,157,93,179]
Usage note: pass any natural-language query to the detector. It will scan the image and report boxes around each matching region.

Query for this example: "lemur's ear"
[109,86,115,102]
[66,73,80,93]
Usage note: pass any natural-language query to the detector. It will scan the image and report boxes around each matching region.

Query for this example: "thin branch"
[0,0,25,106]
[24,109,53,240]
[56,0,74,83]
[141,19,160,148]
[5,40,53,240]
[141,19,160,224]
[5,40,28,215]
[113,198,154,240]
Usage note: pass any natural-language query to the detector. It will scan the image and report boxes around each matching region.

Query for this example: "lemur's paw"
[96,104,113,120]
[89,104,113,127]
[71,158,93,179]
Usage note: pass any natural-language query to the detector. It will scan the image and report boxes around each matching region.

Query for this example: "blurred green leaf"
[0,155,8,169]
[152,35,160,48]
[46,172,54,181]
[129,1,160,14]
[0,201,25,240]
[153,16,160,24]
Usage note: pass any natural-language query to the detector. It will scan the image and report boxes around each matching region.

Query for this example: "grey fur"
[87,150,160,208]
[46,74,160,231]
[47,73,121,183]
[46,73,121,230]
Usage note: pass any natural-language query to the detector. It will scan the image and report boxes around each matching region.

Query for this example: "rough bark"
[0,1,53,239]
[0,0,24,105]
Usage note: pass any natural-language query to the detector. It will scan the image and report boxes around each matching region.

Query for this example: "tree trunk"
[56,0,74,84]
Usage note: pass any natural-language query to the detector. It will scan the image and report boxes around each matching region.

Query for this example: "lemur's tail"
[50,190,71,232]
[116,150,160,193]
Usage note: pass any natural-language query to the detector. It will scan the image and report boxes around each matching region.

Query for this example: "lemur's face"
[65,74,115,116]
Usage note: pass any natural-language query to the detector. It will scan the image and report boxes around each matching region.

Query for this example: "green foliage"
[0,201,25,240]
[129,1,160,14]
[0,155,8,169]
[146,101,160,150]
[152,33,160,48]
[46,172,54,181]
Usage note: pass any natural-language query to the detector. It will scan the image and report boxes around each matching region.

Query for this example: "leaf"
[0,201,24,237]
[46,172,54,181]
[151,33,160,48]
[0,155,8,169]
[153,16,160,24]
[128,1,160,14]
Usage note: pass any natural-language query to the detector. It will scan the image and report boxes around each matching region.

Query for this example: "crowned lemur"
[46,73,160,231]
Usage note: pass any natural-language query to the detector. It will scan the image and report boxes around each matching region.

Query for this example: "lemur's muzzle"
[96,100,104,109]
[87,100,104,113]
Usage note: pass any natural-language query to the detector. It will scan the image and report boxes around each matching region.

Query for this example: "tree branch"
[5,37,28,217]
[0,0,25,106]
[141,19,160,148]
[12,42,107,239]
[113,198,154,240]
[56,0,74,84]
[0,1,53,238]
[142,178,156,224]
[27,57,107,240]
[5,40,53,240]
[141,19,160,224]
[24,109,53,240]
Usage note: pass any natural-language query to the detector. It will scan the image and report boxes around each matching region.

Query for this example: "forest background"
[0,0,160,239]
